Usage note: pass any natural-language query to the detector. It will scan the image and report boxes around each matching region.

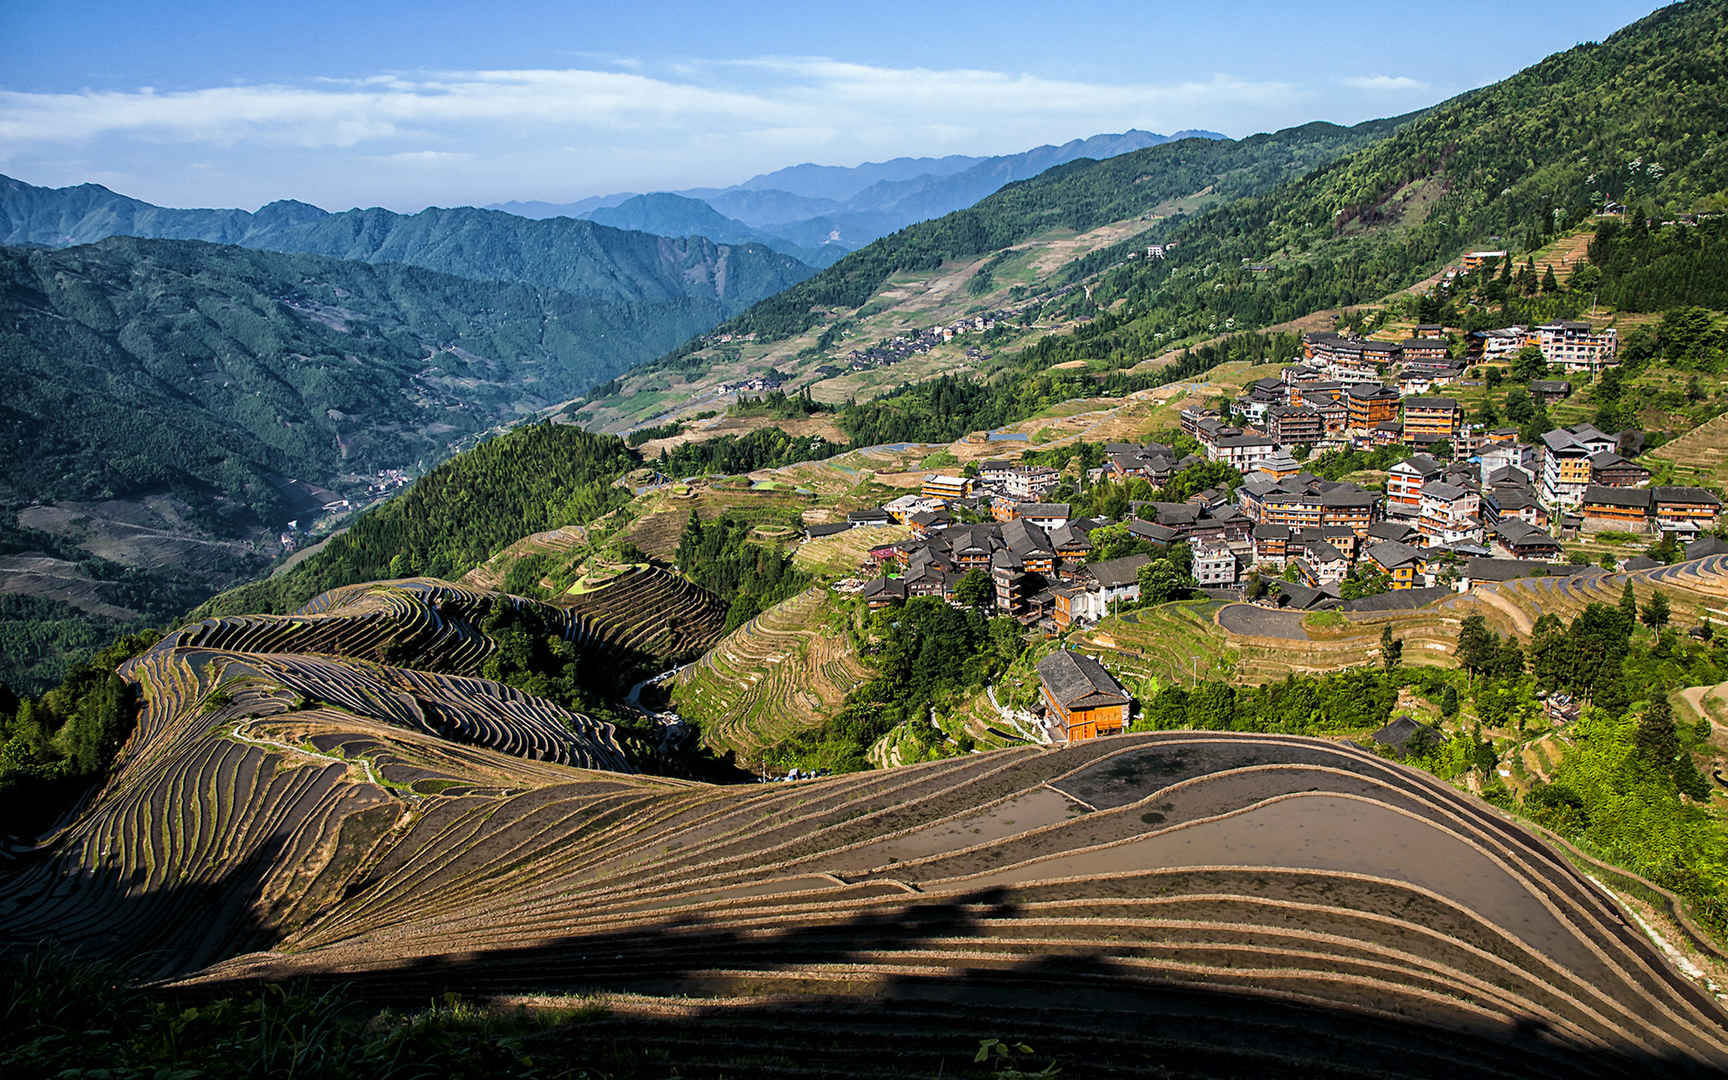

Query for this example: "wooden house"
[1037,650,1131,741]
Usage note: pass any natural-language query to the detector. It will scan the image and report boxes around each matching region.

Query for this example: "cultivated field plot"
[561,565,728,676]
[9,675,1726,1080]
[790,524,912,577]
[621,483,812,558]
[1646,411,1728,491]
[671,586,868,763]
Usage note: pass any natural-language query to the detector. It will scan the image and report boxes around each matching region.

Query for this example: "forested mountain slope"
[0,175,813,307]
[1059,0,1728,358]
[0,238,697,690]
[703,115,1414,345]
[570,114,1411,431]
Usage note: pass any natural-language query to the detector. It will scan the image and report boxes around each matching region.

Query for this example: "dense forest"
[1586,214,1728,311]
[658,427,846,477]
[675,512,809,631]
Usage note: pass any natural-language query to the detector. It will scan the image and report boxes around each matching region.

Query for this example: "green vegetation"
[676,511,808,631]
[768,597,1023,771]
[0,630,159,837]
[202,423,635,616]
[657,426,845,476]
[727,385,835,419]
[1588,214,1728,312]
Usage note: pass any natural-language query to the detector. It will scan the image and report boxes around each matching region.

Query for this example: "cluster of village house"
[820,314,1003,376]
[809,315,1725,742]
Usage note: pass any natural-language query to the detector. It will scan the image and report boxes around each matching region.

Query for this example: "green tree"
[1379,625,1404,670]
[953,568,994,609]
[1641,588,1671,630]
[1619,580,1639,625]
[1455,615,1500,679]
[1137,558,1196,605]
[1635,695,1679,775]
[1511,344,1549,382]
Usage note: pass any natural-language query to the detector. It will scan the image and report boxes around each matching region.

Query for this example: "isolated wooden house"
[1037,650,1131,741]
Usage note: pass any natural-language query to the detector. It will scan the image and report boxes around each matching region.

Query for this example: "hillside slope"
[571,115,1409,431]
[0,240,675,690]
[1065,0,1728,354]
[5,627,1725,1077]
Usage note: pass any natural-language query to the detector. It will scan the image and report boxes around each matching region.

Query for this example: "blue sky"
[2,1,1667,211]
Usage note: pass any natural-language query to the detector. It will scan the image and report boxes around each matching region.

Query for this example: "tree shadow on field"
[0,835,288,983]
[160,880,1728,1080]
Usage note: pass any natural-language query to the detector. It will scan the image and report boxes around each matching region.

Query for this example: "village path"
[987,684,1049,744]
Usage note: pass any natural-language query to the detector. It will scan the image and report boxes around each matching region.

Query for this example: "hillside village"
[833,270,1726,742]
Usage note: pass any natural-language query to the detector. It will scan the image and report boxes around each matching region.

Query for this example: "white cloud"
[0,57,1423,207]
[370,150,476,163]
[1339,74,1429,92]
[0,60,1294,152]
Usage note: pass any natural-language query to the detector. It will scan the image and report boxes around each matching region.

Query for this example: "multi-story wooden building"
[1401,397,1463,443]
[1652,486,1723,536]
[1400,337,1452,362]
[1345,383,1402,430]
[1386,454,1445,513]
[1266,405,1324,445]
[1037,650,1131,741]
[1579,485,1652,531]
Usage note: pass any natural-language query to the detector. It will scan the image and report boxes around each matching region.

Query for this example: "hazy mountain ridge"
[585,193,845,267]
[0,176,814,306]
[487,128,1226,254]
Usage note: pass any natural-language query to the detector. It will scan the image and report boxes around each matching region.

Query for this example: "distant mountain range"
[0,174,812,305]
[490,129,1226,261]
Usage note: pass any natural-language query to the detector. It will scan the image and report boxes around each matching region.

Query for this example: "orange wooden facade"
[1042,683,1128,741]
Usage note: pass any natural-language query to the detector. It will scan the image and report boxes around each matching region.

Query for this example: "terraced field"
[672,586,869,763]
[622,483,813,558]
[1084,601,1244,688]
[1090,555,1728,690]
[562,565,729,676]
[8,706,1726,1076]
[1647,411,1728,490]
[791,524,912,577]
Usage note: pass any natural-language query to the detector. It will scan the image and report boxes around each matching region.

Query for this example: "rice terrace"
[8,1,1728,1076]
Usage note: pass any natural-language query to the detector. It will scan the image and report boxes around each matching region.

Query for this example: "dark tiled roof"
[1088,554,1151,589]
[1037,650,1130,710]
[1582,485,1653,509]
[1653,486,1722,507]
